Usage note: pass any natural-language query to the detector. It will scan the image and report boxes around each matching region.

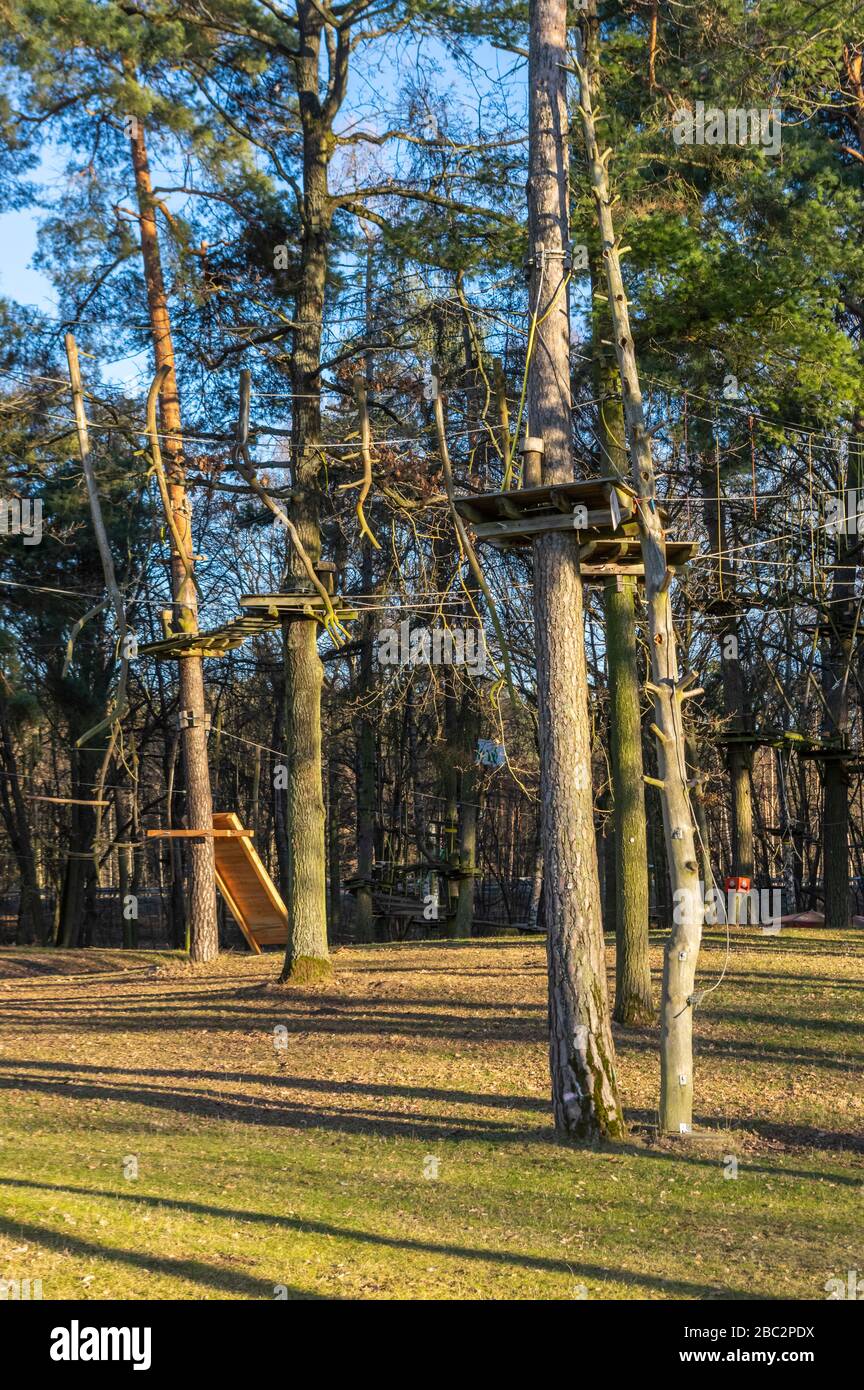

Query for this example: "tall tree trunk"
[281,619,330,981]
[0,683,44,943]
[449,285,486,940]
[528,0,624,1141]
[574,17,703,1133]
[606,575,653,1023]
[327,748,342,943]
[251,745,261,844]
[821,442,859,932]
[686,733,714,905]
[585,54,652,1023]
[528,843,544,930]
[128,736,142,943]
[280,15,334,982]
[452,687,481,938]
[776,744,798,918]
[438,668,459,933]
[353,229,378,943]
[164,731,186,949]
[115,782,136,948]
[58,739,101,947]
[271,674,291,903]
[354,545,376,942]
[129,119,217,962]
[729,746,754,882]
[700,458,754,903]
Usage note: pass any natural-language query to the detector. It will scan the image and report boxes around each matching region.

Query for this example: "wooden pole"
[65,336,127,651]
[64,332,133,861]
[573,21,704,1134]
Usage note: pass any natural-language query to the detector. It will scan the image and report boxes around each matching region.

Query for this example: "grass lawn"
[0,928,860,1300]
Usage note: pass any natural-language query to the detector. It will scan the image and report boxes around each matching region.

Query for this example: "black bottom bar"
[6,1296,856,1376]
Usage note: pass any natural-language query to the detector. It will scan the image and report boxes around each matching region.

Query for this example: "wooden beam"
[26,795,110,808]
[146,828,255,839]
[454,500,486,523]
[498,497,524,519]
[473,509,614,541]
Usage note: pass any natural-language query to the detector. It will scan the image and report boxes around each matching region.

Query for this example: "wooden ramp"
[212,811,288,952]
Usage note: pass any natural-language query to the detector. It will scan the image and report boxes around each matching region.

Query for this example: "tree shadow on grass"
[0,1178,754,1300]
[623,1108,864,1155]
[729,940,863,960]
[703,1005,859,1039]
[2,1058,549,1114]
[0,992,545,1044]
[0,1067,541,1141]
[0,1211,319,1299]
[614,1028,859,1075]
[702,971,862,992]
[3,983,855,1068]
[606,1136,863,1186]
[5,1061,859,1156]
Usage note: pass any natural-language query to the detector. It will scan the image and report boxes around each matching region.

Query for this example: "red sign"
[724,876,751,893]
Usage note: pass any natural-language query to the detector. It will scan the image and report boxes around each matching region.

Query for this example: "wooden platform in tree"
[374,891,430,920]
[576,536,697,579]
[211,811,288,952]
[453,477,695,575]
[139,592,355,660]
[720,729,790,749]
[455,477,643,531]
[798,742,852,761]
[720,730,850,757]
[238,592,351,618]
[802,619,858,640]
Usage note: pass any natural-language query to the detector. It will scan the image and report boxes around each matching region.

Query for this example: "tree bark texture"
[574,20,703,1132]
[529,0,624,1140]
[130,118,217,962]
[605,575,653,1023]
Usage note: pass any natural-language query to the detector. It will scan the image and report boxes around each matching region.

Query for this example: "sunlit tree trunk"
[529,0,624,1140]
[129,119,217,962]
[279,8,337,982]
[584,22,652,1027]
[574,16,703,1133]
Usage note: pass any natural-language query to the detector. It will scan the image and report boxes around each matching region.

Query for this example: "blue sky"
[0,35,526,389]
[0,207,46,308]
[0,151,152,385]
